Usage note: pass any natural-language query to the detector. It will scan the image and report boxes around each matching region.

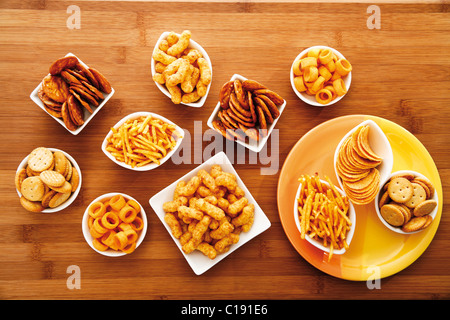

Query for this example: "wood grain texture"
[0,0,449,300]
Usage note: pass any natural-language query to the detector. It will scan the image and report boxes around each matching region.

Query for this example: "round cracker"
[401,216,427,233]
[20,196,44,212]
[21,176,45,202]
[404,182,426,209]
[48,192,71,208]
[40,170,66,188]
[413,199,437,217]
[28,147,54,172]
[380,204,405,227]
[388,177,413,203]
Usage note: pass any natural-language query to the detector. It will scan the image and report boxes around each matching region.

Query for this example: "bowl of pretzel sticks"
[207,74,286,153]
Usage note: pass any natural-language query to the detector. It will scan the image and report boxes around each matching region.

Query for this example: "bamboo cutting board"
[0,0,449,300]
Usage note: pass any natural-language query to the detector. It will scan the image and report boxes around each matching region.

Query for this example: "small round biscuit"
[70,167,80,192]
[49,180,72,194]
[48,192,71,208]
[404,183,427,208]
[380,204,405,227]
[27,147,54,172]
[41,190,57,208]
[378,190,390,208]
[413,199,437,217]
[401,216,427,233]
[20,196,44,212]
[15,168,28,191]
[53,151,68,175]
[40,170,66,188]
[21,176,45,202]
[388,177,413,203]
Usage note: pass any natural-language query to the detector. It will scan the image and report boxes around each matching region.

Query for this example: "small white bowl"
[151,31,212,108]
[149,151,271,275]
[206,74,287,153]
[101,111,184,171]
[375,170,439,234]
[293,179,356,255]
[290,46,351,107]
[30,53,115,135]
[82,192,148,257]
[333,119,394,194]
[16,148,82,213]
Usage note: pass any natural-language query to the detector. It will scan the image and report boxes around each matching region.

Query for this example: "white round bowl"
[290,45,351,107]
[82,192,148,257]
[333,119,394,197]
[293,179,356,255]
[375,170,438,234]
[16,147,82,213]
[101,111,184,171]
[151,31,212,108]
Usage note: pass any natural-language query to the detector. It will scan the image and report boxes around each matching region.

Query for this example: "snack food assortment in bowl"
[375,170,438,234]
[333,119,393,206]
[293,174,356,260]
[15,147,82,213]
[151,30,212,107]
[291,46,352,107]
[82,193,148,257]
[101,111,184,171]
[207,74,286,153]
[30,53,114,135]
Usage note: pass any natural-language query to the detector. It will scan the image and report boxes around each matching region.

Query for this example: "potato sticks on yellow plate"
[105,115,182,168]
[296,174,352,261]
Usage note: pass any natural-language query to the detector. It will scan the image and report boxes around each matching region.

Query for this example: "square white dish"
[30,52,115,135]
[207,74,286,153]
[150,31,212,108]
[149,151,271,275]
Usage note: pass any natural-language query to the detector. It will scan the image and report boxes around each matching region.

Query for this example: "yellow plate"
[277,115,443,281]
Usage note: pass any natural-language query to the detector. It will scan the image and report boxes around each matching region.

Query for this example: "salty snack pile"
[293,47,352,105]
[379,173,436,232]
[336,125,382,205]
[87,194,144,254]
[152,30,211,104]
[15,147,80,212]
[213,78,284,142]
[163,165,255,259]
[39,55,112,131]
[296,174,352,260]
[105,114,182,168]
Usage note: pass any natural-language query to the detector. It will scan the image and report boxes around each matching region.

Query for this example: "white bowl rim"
[16,147,82,213]
[333,119,394,198]
[290,45,352,107]
[29,52,115,135]
[150,31,212,108]
[374,170,439,235]
[82,192,148,257]
[101,111,184,171]
[206,73,287,153]
[293,178,356,255]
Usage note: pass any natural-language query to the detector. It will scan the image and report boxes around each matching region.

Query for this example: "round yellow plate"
[277,115,443,281]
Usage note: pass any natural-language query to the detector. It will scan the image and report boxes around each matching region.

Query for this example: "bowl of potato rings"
[151,30,212,108]
[291,46,352,107]
[375,170,438,235]
[102,111,184,171]
[293,174,356,260]
[82,193,148,256]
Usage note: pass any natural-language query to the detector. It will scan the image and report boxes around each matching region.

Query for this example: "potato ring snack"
[109,194,126,211]
[101,211,120,229]
[119,205,138,224]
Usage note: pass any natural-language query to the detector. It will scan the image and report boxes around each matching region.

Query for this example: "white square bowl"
[149,151,271,275]
[150,31,212,108]
[207,74,286,153]
[30,52,115,135]
[101,111,184,171]
[290,45,351,107]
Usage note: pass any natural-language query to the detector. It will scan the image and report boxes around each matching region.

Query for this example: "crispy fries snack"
[162,166,255,259]
[105,115,182,168]
[296,174,352,261]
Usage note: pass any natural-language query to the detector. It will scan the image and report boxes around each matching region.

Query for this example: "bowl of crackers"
[30,53,114,135]
[151,30,212,107]
[15,147,82,213]
[294,174,356,260]
[207,74,286,153]
[375,170,438,234]
[101,111,184,171]
[82,193,148,257]
[334,119,393,206]
[291,46,352,107]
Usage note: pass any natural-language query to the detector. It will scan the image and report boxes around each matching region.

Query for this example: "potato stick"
[138,115,152,133]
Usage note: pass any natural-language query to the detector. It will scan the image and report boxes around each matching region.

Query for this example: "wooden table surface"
[1,0,449,301]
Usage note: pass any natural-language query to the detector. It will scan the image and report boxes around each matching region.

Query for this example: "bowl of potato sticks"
[293,174,356,261]
[102,112,184,171]
[151,30,212,107]
[291,46,352,107]
[82,192,148,256]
